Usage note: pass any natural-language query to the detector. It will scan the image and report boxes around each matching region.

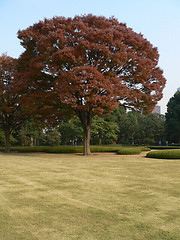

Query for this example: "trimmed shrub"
[146,150,180,159]
[149,146,180,150]
[0,145,150,154]
[14,146,82,154]
[140,147,151,151]
[90,146,119,153]
[16,146,47,153]
[45,146,82,153]
[117,147,141,155]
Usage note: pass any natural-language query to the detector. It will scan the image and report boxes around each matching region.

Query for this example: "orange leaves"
[17,14,166,117]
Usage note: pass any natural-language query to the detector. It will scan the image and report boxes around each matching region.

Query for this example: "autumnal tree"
[18,14,166,155]
[0,54,28,152]
[166,91,180,143]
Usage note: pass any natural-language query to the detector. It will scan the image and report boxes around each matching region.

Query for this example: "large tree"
[166,91,180,143]
[18,14,166,155]
[0,54,28,152]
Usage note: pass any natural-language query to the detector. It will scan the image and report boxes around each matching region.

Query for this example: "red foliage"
[0,54,28,152]
[18,15,166,115]
[17,14,166,154]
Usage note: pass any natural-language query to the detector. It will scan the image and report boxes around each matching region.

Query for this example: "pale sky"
[0,0,180,114]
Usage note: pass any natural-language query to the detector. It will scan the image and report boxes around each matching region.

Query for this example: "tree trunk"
[30,136,33,146]
[83,124,91,155]
[98,136,102,145]
[5,131,11,153]
[78,110,93,155]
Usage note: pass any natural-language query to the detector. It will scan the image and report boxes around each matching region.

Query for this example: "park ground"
[0,152,179,240]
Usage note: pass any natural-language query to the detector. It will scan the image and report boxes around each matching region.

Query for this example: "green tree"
[18,120,44,146]
[112,106,128,144]
[166,91,180,143]
[91,115,119,145]
[43,128,61,146]
[0,128,5,146]
[59,118,83,145]
[135,113,165,145]
[113,106,165,145]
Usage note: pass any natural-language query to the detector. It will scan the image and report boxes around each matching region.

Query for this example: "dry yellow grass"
[0,152,179,239]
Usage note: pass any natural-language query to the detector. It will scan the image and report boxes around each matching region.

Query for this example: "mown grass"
[0,152,179,239]
[146,149,180,159]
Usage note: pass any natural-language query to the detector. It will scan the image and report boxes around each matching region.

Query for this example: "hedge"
[0,145,150,154]
[117,147,150,155]
[149,146,180,150]
[146,149,180,159]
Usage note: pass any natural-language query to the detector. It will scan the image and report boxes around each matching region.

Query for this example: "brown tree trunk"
[30,136,33,146]
[98,136,102,145]
[78,110,92,155]
[5,131,11,153]
[83,124,91,155]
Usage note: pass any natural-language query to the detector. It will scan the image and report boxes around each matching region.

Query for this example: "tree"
[58,117,83,145]
[0,128,5,146]
[113,106,165,145]
[0,54,28,153]
[18,14,166,155]
[91,115,119,145]
[43,128,61,146]
[17,119,44,146]
[166,91,180,143]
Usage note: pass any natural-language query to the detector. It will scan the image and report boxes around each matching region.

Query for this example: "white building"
[152,105,161,114]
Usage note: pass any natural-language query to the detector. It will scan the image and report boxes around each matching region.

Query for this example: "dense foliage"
[165,91,180,144]
[0,106,166,147]
[0,54,28,152]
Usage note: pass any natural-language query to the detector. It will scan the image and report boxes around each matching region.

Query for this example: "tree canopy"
[0,54,28,152]
[166,90,180,143]
[16,15,166,154]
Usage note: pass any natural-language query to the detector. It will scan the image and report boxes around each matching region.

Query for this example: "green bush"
[45,146,83,153]
[90,146,119,153]
[117,147,150,155]
[0,145,150,154]
[146,150,180,159]
[16,146,46,153]
[149,146,180,150]
[140,147,151,151]
[14,146,82,154]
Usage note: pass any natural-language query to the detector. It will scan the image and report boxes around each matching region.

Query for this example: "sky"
[0,0,180,114]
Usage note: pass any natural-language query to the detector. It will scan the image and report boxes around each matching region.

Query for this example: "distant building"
[152,105,161,114]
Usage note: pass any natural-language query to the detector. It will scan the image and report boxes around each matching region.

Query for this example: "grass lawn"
[0,152,179,240]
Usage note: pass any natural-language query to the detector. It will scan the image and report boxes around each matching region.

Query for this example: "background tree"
[43,128,61,146]
[0,128,5,146]
[0,54,28,152]
[18,14,166,155]
[166,91,180,143]
[17,120,44,146]
[58,117,83,145]
[113,106,165,145]
[91,115,119,145]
